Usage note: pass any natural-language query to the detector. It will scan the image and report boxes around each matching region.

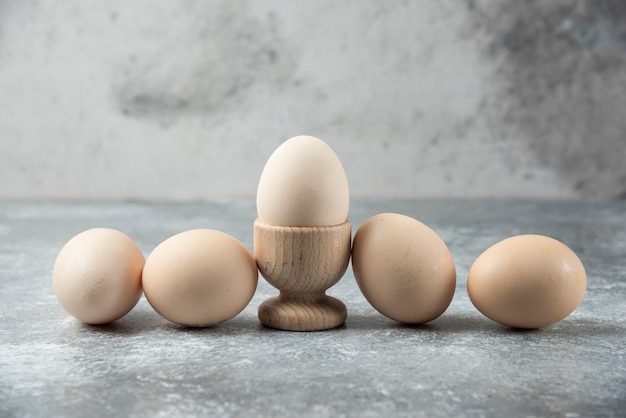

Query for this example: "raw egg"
[351,213,456,324]
[53,228,144,324]
[142,229,258,327]
[256,135,349,227]
[467,234,587,329]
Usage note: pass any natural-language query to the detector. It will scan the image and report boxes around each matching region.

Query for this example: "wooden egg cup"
[254,219,351,331]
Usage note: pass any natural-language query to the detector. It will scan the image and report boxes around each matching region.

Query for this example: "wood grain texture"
[254,219,351,331]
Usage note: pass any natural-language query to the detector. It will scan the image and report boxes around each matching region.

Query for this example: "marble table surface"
[0,199,624,417]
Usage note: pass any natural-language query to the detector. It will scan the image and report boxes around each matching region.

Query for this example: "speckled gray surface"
[0,200,625,417]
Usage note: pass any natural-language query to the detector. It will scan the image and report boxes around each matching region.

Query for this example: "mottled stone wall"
[0,0,624,199]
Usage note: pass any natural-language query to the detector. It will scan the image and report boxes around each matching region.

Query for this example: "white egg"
[256,135,350,227]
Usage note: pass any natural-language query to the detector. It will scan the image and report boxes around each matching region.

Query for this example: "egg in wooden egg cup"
[255,135,351,331]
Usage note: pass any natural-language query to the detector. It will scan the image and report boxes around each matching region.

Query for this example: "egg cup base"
[258,294,347,331]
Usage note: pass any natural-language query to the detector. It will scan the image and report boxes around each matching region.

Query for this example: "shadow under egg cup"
[254,219,351,331]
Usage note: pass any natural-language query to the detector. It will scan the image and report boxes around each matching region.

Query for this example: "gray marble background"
[0,0,625,200]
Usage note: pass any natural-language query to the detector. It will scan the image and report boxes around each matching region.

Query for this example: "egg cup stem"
[254,219,351,331]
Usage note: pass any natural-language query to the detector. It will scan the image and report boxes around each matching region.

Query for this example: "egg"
[351,213,456,324]
[467,234,587,329]
[53,228,144,324]
[256,135,349,227]
[142,229,258,326]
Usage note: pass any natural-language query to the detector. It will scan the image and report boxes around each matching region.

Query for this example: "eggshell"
[256,135,349,227]
[351,213,456,324]
[467,234,587,329]
[142,229,258,327]
[53,228,144,324]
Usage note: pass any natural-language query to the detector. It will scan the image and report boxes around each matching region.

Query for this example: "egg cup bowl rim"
[254,218,351,231]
